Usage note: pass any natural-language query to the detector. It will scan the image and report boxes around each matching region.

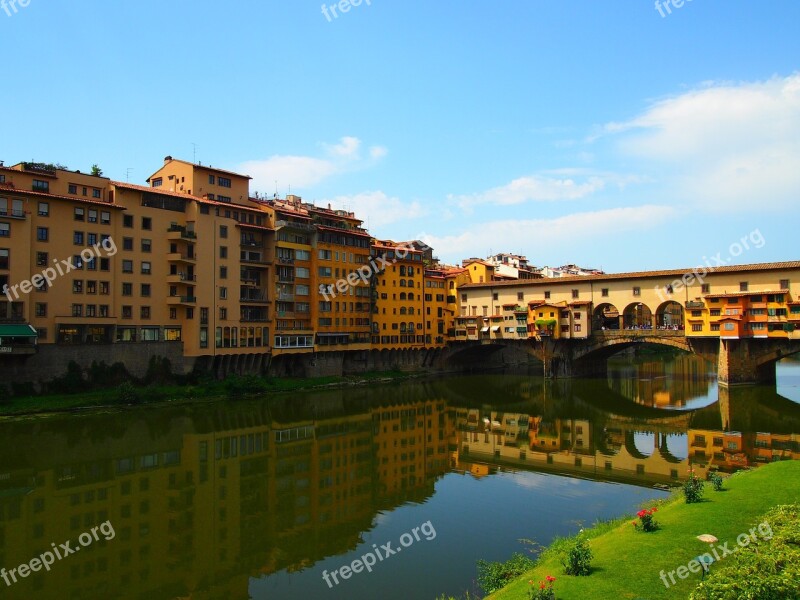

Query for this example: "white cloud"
[239,136,387,192]
[605,73,800,209]
[318,190,427,229]
[420,205,675,263]
[448,171,641,212]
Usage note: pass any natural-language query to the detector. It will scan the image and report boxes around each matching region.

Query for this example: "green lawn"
[488,461,800,600]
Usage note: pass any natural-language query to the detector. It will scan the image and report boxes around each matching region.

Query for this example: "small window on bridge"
[601,288,609,297]
[632,287,641,296]
[740,282,749,292]
[702,284,710,293]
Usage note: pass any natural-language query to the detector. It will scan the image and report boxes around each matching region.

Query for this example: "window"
[92,189,101,199]
[517,292,524,301]
[208,174,215,184]
[36,251,48,266]
[544,291,551,299]
[73,280,83,294]
[601,288,609,297]
[100,211,110,225]
[73,231,84,245]
[296,250,311,260]
[141,284,151,297]
[141,217,151,230]
[68,184,77,194]
[220,246,227,259]
[32,179,49,192]
[0,223,8,237]
[122,306,132,319]
[123,237,133,251]
[38,202,49,216]
[572,289,579,299]
[318,267,332,277]
[100,281,109,295]
[633,286,641,296]
[72,255,84,269]
[152,177,162,187]
[0,249,8,270]
[318,250,332,260]
[141,239,151,253]
[219,287,227,300]
[122,260,133,273]
[87,281,97,294]
[74,207,85,221]
[123,214,133,228]
[122,283,133,296]
[692,324,703,332]
[88,209,98,223]
[701,283,710,293]
[740,282,748,292]
[780,279,789,290]
[724,323,735,331]
[35,303,47,317]
[141,261,151,275]
[141,306,151,319]
[218,177,232,188]
[219,225,228,238]
[219,266,227,279]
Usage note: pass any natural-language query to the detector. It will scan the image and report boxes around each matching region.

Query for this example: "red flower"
[546,575,556,582]
[540,582,546,589]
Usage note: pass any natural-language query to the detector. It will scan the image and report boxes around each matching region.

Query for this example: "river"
[1,356,799,599]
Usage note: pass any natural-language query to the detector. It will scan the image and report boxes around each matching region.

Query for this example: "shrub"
[708,472,724,491]
[633,507,660,532]
[224,374,268,399]
[562,537,593,576]
[116,381,140,405]
[528,575,556,600]
[683,470,705,503]
[476,552,536,594]
[48,361,87,394]
[690,504,800,600]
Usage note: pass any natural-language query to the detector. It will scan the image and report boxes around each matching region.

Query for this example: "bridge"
[451,261,800,385]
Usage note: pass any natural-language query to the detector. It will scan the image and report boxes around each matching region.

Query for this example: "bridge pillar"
[544,354,607,379]
[717,339,776,386]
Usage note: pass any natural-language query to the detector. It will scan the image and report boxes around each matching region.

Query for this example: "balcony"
[167,295,197,306]
[277,293,294,302]
[0,208,26,220]
[686,301,705,309]
[167,225,197,241]
[240,239,264,249]
[278,256,295,265]
[277,275,295,283]
[240,292,269,304]
[166,273,197,284]
[167,252,196,264]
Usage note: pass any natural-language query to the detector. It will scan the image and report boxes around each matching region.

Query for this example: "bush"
[116,381,141,405]
[562,537,593,576]
[527,575,556,600]
[476,552,536,594]
[224,374,268,399]
[48,361,87,394]
[684,471,705,503]
[708,472,724,491]
[633,507,660,532]
[690,504,800,600]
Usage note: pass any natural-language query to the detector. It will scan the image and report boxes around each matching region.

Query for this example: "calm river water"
[1,356,799,600]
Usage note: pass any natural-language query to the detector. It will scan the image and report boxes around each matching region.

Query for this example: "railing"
[167,225,197,239]
[240,292,269,303]
[592,329,685,338]
[0,209,26,219]
[278,257,295,264]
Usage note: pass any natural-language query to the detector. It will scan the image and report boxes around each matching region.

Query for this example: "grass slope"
[489,461,800,600]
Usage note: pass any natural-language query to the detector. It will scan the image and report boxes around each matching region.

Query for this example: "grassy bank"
[480,461,800,600]
[0,369,421,418]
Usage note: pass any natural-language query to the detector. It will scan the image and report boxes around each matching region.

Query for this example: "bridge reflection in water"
[0,360,798,599]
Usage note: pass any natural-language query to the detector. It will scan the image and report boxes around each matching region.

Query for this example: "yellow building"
[370,240,426,349]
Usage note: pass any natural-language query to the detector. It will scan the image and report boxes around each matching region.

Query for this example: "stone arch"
[656,301,684,330]
[593,303,621,330]
[623,302,653,329]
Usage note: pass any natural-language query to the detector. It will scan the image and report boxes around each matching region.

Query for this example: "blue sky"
[1,0,798,270]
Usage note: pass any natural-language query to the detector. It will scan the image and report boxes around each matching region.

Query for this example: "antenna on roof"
[125,168,133,182]
[192,143,197,164]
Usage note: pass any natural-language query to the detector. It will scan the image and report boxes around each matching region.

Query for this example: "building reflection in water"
[0,363,798,598]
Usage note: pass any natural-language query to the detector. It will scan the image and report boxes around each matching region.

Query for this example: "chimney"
[164,155,173,164]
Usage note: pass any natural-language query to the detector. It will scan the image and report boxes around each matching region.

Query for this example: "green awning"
[0,324,37,337]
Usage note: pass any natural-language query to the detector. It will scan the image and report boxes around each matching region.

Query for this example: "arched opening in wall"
[656,301,684,330]
[593,303,620,330]
[623,302,653,329]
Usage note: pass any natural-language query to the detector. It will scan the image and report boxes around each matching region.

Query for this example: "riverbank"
[0,369,430,419]
[482,461,800,600]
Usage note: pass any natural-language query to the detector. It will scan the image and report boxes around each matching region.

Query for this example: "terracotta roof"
[147,158,252,182]
[0,186,126,209]
[461,262,800,289]
[570,301,592,306]
[236,222,274,232]
[316,224,371,237]
[113,181,267,214]
[705,289,789,299]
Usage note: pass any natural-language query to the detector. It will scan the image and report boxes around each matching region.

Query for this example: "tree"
[91,164,103,177]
